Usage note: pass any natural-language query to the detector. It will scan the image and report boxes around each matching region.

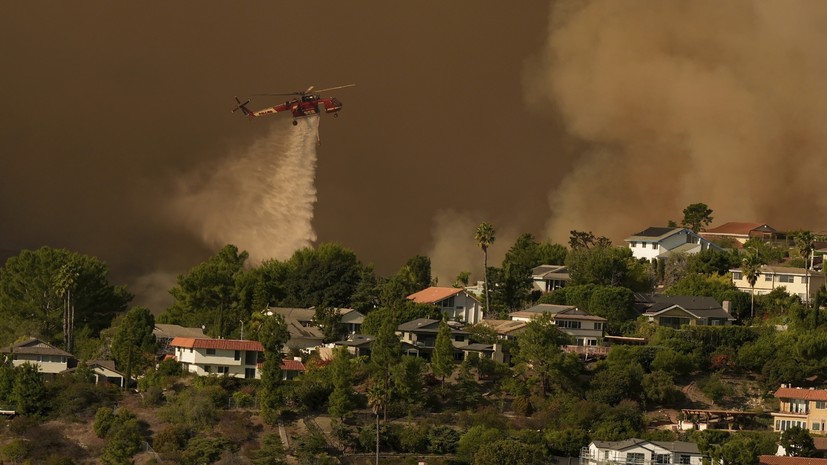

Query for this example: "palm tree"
[741,251,762,319]
[794,230,816,305]
[474,222,496,314]
[366,382,386,465]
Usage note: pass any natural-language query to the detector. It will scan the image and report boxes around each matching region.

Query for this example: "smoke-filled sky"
[3,1,827,311]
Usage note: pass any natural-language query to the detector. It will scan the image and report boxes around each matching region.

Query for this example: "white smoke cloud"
[173,117,320,264]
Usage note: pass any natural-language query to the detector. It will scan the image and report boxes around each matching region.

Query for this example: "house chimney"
[722,300,732,314]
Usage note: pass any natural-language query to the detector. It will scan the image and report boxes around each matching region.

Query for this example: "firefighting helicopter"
[232,84,355,125]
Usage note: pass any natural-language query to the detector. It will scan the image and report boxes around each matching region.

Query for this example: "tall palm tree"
[366,382,386,465]
[794,230,816,305]
[742,252,762,319]
[474,222,496,315]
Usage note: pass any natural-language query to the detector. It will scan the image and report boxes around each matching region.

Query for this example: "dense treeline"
[2,218,827,464]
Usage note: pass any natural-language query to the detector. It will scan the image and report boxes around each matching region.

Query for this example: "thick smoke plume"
[173,117,320,264]
[530,0,827,242]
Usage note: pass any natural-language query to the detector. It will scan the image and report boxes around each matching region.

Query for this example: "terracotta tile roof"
[407,286,464,304]
[170,337,264,352]
[775,387,827,401]
[281,359,306,372]
[760,456,827,465]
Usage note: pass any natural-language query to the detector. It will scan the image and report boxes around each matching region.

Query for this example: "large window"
[557,320,581,329]
[626,453,645,465]
[732,272,742,280]
[206,348,216,355]
[679,455,691,465]
[656,454,671,464]
[659,316,690,329]
[778,275,795,283]
[816,401,826,409]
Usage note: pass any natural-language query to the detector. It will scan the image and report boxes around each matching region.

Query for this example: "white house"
[625,227,721,261]
[509,304,606,346]
[407,287,483,324]
[170,337,263,379]
[0,338,73,375]
[581,439,704,465]
[531,264,571,293]
[731,265,825,303]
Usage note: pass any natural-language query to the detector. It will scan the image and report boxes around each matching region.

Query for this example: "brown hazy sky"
[3,1,827,310]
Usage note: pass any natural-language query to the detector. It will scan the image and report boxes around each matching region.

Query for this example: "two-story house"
[396,318,469,361]
[532,264,571,293]
[625,227,721,261]
[170,337,264,379]
[581,439,704,465]
[509,304,606,346]
[772,385,827,434]
[407,287,483,324]
[0,337,74,376]
[731,265,825,304]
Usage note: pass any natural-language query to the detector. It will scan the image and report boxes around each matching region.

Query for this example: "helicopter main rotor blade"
[313,84,356,94]
[251,92,304,97]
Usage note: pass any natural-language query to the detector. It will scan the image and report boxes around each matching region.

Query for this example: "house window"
[204,365,212,373]
[816,401,826,409]
[626,453,645,465]
[604,451,610,460]
[791,399,808,413]
[659,316,690,328]
[557,320,581,329]
[631,241,637,248]
[765,275,772,281]
[732,272,742,280]
[217,366,229,375]
[594,322,604,330]
[813,422,821,431]
[679,455,691,465]
[801,276,809,284]
[234,350,241,361]
[778,275,795,283]
[656,454,671,464]
[206,348,216,355]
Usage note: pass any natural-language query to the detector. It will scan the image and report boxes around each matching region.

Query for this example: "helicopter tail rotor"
[232,96,251,116]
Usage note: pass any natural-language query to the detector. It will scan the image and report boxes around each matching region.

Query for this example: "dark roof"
[0,337,72,357]
[397,318,469,335]
[628,227,681,239]
[643,296,734,321]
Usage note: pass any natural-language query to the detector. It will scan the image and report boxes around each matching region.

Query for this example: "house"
[638,296,735,327]
[407,287,483,324]
[625,227,721,261]
[331,334,375,357]
[731,265,825,304]
[532,264,571,293]
[339,308,365,335]
[280,359,306,381]
[771,385,827,434]
[154,324,207,358]
[407,287,483,325]
[81,360,127,388]
[396,318,469,361]
[170,337,264,379]
[581,439,704,465]
[509,304,607,346]
[264,307,326,353]
[480,319,528,340]
[761,457,827,465]
[699,222,778,246]
[0,337,74,375]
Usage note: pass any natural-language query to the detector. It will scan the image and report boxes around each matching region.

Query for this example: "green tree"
[258,314,290,424]
[681,203,713,232]
[395,255,433,295]
[349,264,380,313]
[793,230,816,305]
[780,425,815,457]
[431,319,455,392]
[566,245,653,291]
[587,286,637,334]
[0,247,131,346]
[545,427,590,457]
[313,306,344,343]
[474,439,545,465]
[281,243,363,308]
[101,416,143,465]
[741,251,763,319]
[161,244,249,338]
[369,318,400,422]
[12,363,45,416]
[110,306,155,386]
[328,347,356,420]
[252,432,288,465]
[513,313,577,397]
[457,425,502,462]
[475,222,496,313]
